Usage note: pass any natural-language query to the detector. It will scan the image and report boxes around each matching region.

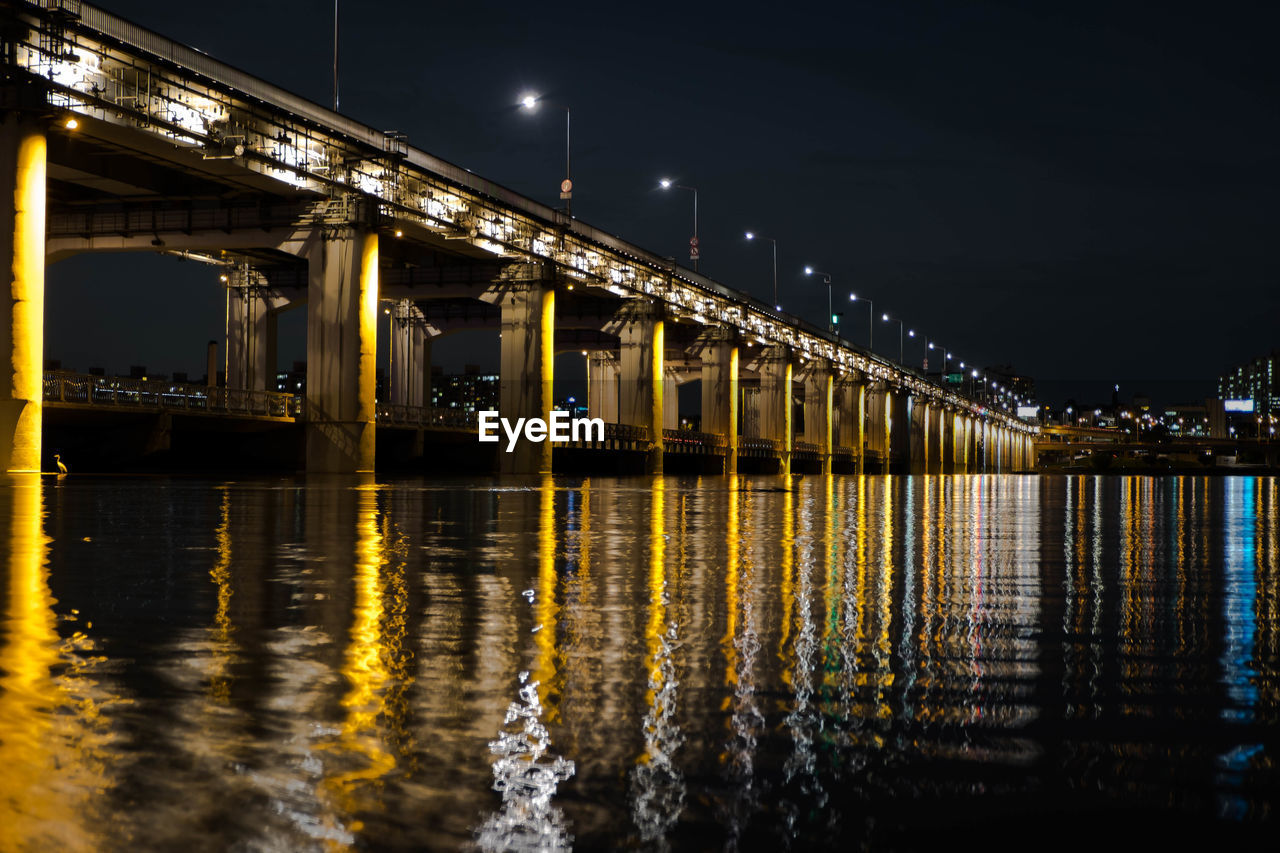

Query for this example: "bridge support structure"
[836,375,864,473]
[305,228,379,473]
[226,266,301,393]
[0,116,44,473]
[497,275,556,475]
[890,390,910,474]
[909,396,928,475]
[697,327,738,474]
[586,352,619,423]
[616,302,664,474]
[802,360,832,474]
[864,383,887,474]
[390,299,431,408]
[759,346,793,476]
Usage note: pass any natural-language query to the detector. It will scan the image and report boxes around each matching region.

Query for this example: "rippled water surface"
[1,473,1277,850]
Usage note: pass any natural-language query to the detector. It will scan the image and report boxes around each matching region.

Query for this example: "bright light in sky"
[745,231,754,240]
[520,94,538,109]
[804,266,813,275]
[659,178,672,189]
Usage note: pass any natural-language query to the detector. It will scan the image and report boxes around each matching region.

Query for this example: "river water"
[0,473,1276,850]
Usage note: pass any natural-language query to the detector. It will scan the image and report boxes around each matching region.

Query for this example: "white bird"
[54,454,68,475]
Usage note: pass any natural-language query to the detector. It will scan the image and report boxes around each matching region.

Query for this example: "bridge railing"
[662,428,727,453]
[738,436,783,455]
[376,404,479,430]
[44,372,300,418]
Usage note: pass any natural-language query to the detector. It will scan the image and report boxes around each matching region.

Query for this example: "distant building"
[1218,349,1278,413]
[1217,349,1278,438]
[275,361,307,394]
[1163,402,1211,437]
[431,364,499,413]
[983,364,1035,410]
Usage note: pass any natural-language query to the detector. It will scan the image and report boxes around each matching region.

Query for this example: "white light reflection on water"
[629,477,686,849]
[476,671,575,852]
[477,481,576,852]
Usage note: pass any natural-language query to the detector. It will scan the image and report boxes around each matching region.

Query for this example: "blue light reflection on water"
[0,473,1277,850]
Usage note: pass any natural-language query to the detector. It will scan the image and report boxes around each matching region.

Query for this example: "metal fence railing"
[376,404,479,430]
[43,372,300,419]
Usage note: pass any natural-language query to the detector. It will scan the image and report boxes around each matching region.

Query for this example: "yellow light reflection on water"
[208,487,234,703]
[645,475,666,699]
[320,483,398,825]
[532,474,561,719]
[778,482,794,686]
[723,474,740,687]
[0,475,112,851]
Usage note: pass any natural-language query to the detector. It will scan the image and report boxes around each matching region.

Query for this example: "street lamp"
[745,231,779,310]
[909,330,934,371]
[928,341,952,379]
[659,178,699,271]
[519,93,573,218]
[881,312,904,364]
[804,267,834,333]
[848,292,873,350]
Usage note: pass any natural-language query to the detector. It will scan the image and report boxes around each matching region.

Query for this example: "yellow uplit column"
[618,302,663,474]
[802,362,832,474]
[1,117,46,473]
[305,229,378,473]
[499,281,556,474]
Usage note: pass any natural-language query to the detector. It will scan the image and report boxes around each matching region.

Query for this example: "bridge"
[2,0,1037,475]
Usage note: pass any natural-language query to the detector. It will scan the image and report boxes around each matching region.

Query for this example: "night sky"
[44,0,1279,408]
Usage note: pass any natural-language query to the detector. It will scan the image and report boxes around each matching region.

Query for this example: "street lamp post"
[521,94,573,218]
[659,179,698,271]
[804,267,834,333]
[848,293,873,350]
[909,330,932,371]
[745,231,779,310]
[928,342,953,382]
[881,313,904,364]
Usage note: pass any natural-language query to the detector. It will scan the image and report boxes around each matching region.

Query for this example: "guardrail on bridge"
[43,372,300,419]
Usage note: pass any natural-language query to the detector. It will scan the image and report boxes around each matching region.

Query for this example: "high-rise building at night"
[1218,349,1278,414]
[431,365,499,413]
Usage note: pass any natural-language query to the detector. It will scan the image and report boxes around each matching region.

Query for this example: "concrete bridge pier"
[305,229,379,473]
[836,376,864,473]
[663,368,681,431]
[498,277,556,475]
[864,382,888,473]
[616,302,664,474]
[586,352,619,422]
[931,404,946,474]
[801,360,832,473]
[226,266,300,393]
[759,346,793,476]
[390,299,431,408]
[941,409,956,474]
[585,353,615,422]
[0,116,45,473]
[697,328,738,474]
[979,420,991,472]
[909,397,931,474]
[890,389,911,474]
